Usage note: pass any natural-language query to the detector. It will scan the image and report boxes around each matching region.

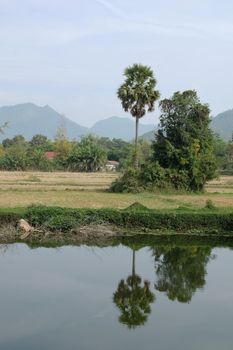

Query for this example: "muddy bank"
[0,223,124,245]
[1,222,233,247]
[1,204,233,245]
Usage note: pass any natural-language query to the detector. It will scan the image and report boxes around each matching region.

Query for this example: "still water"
[0,241,232,350]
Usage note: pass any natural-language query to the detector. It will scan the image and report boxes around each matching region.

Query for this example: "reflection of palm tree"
[153,246,213,303]
[113,250,155,329]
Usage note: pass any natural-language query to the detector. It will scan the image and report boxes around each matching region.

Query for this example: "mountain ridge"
[0,103,232,142]
[0,103,155,142]
[139,109,233,142]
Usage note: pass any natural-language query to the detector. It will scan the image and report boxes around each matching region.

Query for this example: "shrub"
[109,167,141,193]
[44,215,78,232]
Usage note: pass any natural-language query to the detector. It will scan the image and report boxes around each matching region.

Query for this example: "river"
[0,241,232,349]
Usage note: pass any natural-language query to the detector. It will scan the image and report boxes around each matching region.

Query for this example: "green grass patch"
[24,204,233,235]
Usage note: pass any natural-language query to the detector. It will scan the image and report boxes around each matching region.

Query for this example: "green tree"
[67,135,107,172]
[117,64,160,167]
[97,137,133,164]
[2,138,13,148]
[54,122,72,169]
[27,149,52,171]
[153,90,217,191]
[1,142,29,170]
[29,134,51,150]
[113,249,155,328]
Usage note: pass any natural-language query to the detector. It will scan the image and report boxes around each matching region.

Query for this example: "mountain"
[140,109,233,142]
[0,103,156,142]
[210,109,233,140]
[139,128,158,141]
[90,116,155,141]
[0,103,89,141]
[4,102,232,143]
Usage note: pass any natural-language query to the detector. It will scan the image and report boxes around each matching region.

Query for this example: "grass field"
[0,171,233,210]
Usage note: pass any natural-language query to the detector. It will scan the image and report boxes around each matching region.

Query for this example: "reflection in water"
[153,246,214,303]
[113,250,155,329]
[0,242,232,350]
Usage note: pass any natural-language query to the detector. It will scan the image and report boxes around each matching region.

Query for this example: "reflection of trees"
[113,250,155,329]
[153,246,214,303]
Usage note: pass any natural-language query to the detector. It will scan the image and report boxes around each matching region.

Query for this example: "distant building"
[44,151,58,160]
[105,160,119,171]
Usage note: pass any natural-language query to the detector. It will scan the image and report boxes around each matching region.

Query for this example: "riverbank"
[0,204,233,245]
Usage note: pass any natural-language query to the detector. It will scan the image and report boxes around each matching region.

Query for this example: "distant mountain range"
[0,103,154,142]
[0,103,232,142]
[140,109,233,142]
[210,109,233,141]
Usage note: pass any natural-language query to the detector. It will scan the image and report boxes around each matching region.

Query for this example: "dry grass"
[0,171,233,210]
[0,171,117,190]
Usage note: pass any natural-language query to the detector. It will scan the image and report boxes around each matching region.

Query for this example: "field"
[0,171,232,210]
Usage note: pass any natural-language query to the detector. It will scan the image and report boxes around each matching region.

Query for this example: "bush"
[44,215,79,232]
[109,162,192,193]
[109,167,141,193]
[140,162,166,189]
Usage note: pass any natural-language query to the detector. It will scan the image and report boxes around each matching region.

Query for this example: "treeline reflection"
[113,245,215,328]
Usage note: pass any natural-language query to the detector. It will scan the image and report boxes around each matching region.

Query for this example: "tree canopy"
[117,64,160,167]
[152,90,217,191]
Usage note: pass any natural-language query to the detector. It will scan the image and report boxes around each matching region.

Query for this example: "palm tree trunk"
[132,249,136,277]
[134,117,139,168]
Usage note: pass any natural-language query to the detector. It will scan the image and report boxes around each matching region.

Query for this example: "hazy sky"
[0,0,233,126]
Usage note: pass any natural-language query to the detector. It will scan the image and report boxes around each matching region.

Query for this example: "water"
[0,241,232,349]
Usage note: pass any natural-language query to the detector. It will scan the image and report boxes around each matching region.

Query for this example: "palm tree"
[117,64,160,167]
[113,249,155,328]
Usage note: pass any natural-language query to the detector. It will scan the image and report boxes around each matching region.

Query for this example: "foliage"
[29,134,51,150]
[153,246,213,302]
[109,167,141,193]
[113,275,155,328]
[118,63,160,167]
[54,123,72,169]
[97,137,132,163]
[25,205,233,234]
[67,135,107,172]
[152,90,217,191]
[0,141,29,170]
[212,134,228,170]
[45,215,78,232]
[0,134,124,172]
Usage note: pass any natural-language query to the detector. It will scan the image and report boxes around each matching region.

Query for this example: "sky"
[0,0,233,126]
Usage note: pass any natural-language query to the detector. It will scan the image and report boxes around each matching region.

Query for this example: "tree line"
[0,62,232,192]
[0,128,231,179]
[0,132,151,171]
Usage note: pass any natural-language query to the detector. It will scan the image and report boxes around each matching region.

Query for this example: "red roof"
[44,151,58,160]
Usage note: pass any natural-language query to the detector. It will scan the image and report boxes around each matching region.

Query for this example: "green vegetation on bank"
[24,204,233,234]
[1,204,233,237]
